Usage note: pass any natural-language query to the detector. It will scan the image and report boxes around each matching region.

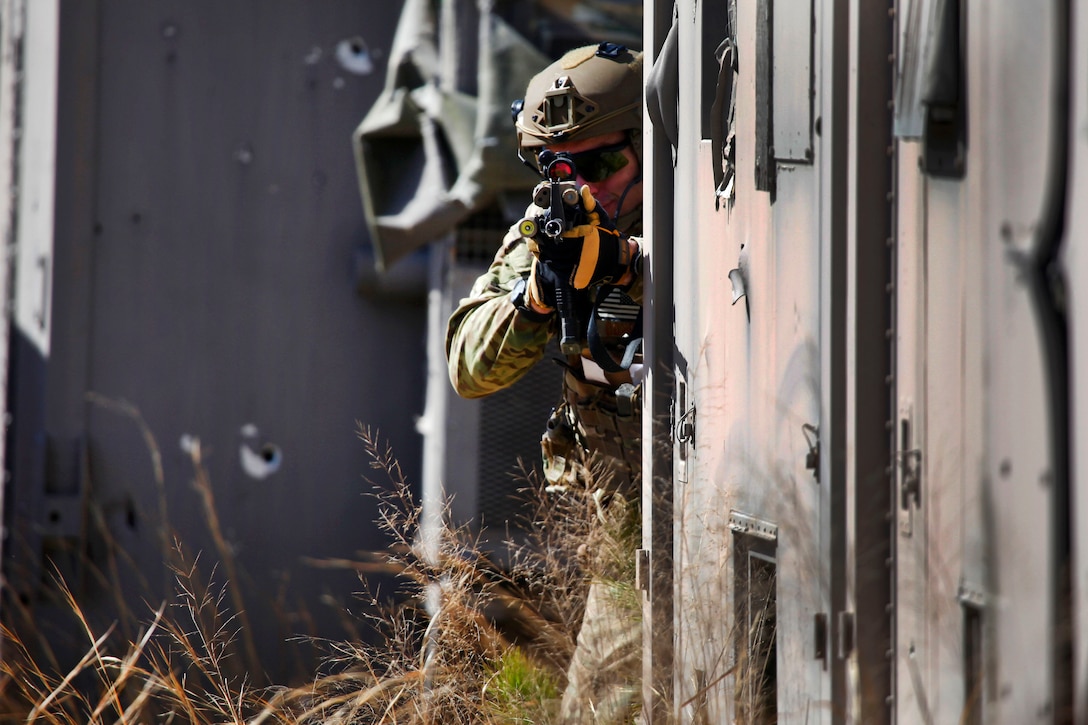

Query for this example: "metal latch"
[802,423,820,483]
[635,548,651,593]
[900,419,922,509]
[814,613,829,667]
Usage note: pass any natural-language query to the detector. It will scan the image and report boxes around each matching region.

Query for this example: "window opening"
[709,0,738,205]
[734,531,778,723]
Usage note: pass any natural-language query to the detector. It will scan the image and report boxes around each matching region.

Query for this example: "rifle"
[517,150,585,355]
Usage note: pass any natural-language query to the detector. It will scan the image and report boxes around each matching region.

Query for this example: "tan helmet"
[515,42,643,150]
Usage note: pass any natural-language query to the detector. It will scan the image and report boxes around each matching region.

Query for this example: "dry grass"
[0,418,641,724]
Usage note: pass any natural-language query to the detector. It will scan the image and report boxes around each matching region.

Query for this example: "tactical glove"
[528,186,632,290]
[565,186,632,289]
[526,257,562,313]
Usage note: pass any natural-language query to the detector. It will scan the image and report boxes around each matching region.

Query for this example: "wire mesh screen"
[453,205,562,536]
[475,340,562,533]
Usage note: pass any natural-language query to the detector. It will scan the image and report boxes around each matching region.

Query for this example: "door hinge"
[635,548,651,593]
[900,418,922,510]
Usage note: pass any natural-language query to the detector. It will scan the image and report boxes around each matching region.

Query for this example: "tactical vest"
[541,366,642,499]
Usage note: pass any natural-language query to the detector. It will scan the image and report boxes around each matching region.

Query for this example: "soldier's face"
[546,131,643,220]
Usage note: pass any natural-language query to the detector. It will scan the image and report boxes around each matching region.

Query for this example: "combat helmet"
[515,42,643,153]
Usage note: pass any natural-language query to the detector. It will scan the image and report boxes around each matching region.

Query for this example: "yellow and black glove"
[527,186,632,292]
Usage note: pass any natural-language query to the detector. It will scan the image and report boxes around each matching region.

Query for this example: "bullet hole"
[336,37,374,75]
[234,145,254,165]
[239,424,283,480]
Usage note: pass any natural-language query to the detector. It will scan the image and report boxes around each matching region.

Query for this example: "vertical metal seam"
[884,0,899,717]
[0,0,26,574]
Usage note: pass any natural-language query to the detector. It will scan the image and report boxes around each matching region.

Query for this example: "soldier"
[445,42,645,723]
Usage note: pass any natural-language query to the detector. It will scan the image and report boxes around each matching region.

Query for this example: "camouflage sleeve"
[445,225,555,399]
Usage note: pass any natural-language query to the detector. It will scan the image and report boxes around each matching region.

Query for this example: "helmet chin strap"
[607,170,643,232]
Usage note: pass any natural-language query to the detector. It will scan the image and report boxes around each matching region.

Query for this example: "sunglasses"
[539,140,632,183]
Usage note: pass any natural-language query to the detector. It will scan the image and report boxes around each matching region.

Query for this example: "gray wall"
[7,0,421,684]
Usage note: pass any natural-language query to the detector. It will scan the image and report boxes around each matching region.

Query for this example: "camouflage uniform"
[447,37,647,725]
[445,207,643,495]
[446,207,644,724]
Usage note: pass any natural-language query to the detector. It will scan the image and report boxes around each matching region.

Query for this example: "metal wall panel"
[669,0,829,720]
[979,2,1062,719]
[14,0,421,684]
[1071,6,1088,722]
[772,0,814,162]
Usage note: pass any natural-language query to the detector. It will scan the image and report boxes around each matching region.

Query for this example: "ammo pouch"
[541,402,585,487]
[539,370,643,497]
